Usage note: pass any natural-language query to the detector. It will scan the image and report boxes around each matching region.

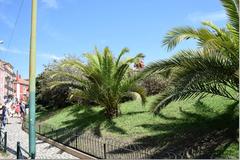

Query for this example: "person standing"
[4,101,10,124]
[20,102,26,123]
[15,101,20,117]
[1,105,7,131]
[3,96,7,105]
[10,103,15,117]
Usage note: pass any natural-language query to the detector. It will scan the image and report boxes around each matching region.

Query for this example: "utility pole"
[29,0,37,159]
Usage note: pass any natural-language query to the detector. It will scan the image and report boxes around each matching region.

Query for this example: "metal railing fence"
[16,141,31,159]
[0,128,7,152]
[23,119,151,159]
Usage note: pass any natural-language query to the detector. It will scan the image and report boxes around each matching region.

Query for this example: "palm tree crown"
[50,47,146,118]
[144,0,239,113]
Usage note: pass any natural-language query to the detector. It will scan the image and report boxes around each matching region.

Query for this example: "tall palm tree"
[49,47,146,118]
[144,0,239,113]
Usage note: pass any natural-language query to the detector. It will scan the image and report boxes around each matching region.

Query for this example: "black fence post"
[31,153,35,159]
[22,118,24,130]
[146,149,150,158]
[4,132,7,152]
[52,128,54,139]
[0,128,2,142]
[55,130,57,141]
[56,130,59,141]
[39,124,41,134]
[103,143,107,159]
[75,131,78,149]
[43,125,45,136]
[17,141,20,159]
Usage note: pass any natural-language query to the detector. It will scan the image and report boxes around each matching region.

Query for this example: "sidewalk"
[2,117,78,159]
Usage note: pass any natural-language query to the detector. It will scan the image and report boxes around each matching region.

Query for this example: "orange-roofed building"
[14,73,29,102]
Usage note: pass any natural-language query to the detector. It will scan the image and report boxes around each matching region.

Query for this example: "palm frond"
[149,0,239,115]
[50,71,87,84]
[201,21,224,35]
[60,58,90,74]
[124,53,145,64]
[220,0,239,32]
[116,47,129,67]
[49,47,146,118]
[68,89,88,101]
[151,81,237,114]
[146,49,238,114]
[145,49,238,74]
[162,27,199,51]
[49,80,84,90]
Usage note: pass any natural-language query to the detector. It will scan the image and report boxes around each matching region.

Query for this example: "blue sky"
[0,0,227,78]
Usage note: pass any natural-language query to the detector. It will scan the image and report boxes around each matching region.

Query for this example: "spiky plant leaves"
[145,0,239,113]
[49,47,146,119]
[220,0,239,33]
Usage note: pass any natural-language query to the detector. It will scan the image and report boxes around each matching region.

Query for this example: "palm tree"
[49,47,146,118]
[144,0,239,113]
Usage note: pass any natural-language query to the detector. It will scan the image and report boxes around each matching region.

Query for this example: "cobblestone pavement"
[2,117,78,159]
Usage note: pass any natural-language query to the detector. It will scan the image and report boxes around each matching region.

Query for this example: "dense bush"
[141,74,169,96]
[36,59,74,110]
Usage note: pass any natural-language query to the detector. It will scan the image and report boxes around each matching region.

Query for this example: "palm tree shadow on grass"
[38,102,238,158]
[40,105,127,146]
[109,101,239,158]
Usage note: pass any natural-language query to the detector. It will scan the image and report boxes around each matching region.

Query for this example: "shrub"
[36,59,74,109]
[141,74,168,96]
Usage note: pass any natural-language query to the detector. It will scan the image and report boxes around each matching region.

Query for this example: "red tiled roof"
[17,78,29,85]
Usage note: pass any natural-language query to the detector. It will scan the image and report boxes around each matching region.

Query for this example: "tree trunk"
[105,106,119,119]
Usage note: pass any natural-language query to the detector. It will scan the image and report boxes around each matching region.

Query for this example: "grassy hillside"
[37,95,239,158]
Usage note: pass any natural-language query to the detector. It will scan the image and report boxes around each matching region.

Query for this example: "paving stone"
[3,117,79,159]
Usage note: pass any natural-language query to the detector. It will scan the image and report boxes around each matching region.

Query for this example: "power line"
[7,0,25,49]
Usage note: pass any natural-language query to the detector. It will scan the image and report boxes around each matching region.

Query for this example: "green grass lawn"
[37,95,239,158]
